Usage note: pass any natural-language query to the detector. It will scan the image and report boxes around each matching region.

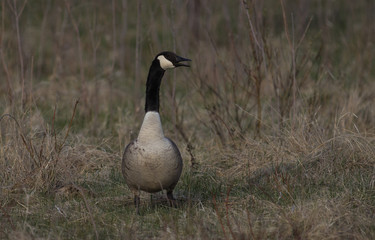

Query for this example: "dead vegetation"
[1,0,374,239]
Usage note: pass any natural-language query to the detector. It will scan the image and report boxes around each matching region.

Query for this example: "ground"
[1,1,374,239]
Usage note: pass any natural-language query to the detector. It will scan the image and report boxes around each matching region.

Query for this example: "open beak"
[175,55,191,67]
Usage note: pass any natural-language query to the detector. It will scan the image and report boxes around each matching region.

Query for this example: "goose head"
[156,51,191,70]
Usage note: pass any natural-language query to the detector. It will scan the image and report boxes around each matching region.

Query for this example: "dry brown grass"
[1,0,375,239]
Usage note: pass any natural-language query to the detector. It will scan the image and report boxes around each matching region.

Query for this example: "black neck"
[145,60,165,112]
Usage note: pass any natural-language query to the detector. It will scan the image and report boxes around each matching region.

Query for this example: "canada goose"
[122,51,191,214]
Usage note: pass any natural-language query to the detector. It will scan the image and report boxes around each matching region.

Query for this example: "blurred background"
[1,0,374,140]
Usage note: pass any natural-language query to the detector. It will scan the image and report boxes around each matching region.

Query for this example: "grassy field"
[1,0,375,239]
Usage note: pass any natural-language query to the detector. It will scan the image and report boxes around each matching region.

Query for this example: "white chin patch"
[157,55,175,70]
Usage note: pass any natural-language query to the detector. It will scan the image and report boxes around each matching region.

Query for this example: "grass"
[1,0,375,239]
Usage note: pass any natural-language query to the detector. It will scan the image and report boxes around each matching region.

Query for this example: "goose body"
[122,51,190,213]
[122,112,182,193]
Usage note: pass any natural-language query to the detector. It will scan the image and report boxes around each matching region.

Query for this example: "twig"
[280,0,297,123]
[297,17,313,50]
[52,104,57,151]
[0,1,13,105]
[0,114,22,131]
[241,0,267,136]
[74,183,99,240]
[134,0,142,110]
[58,100,79,154]
[213,195,228,240]
[111,0,117,71]
[7,0,28,109]
[36,0,51,79]
[119,0,128,71]
[0,114,38,166]
[169,0,178,125]
[65,0,87,107]
[242,0,261,50]
[225,187,235,239]
[174,122,197,168]
[280,0,291,48]
[0,48,13,105]
[246,208,256,239]
[0,205,16,231]
[29,56,34,105]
